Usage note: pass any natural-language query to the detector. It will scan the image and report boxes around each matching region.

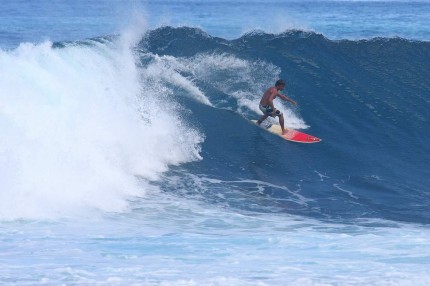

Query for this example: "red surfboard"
[252,120,321,143]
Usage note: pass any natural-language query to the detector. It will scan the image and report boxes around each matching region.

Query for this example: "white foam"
[136,51,308,129]
[0,34,203,220]
[2,199,430,286]
[140,54,213,106]
[182,53,309,129]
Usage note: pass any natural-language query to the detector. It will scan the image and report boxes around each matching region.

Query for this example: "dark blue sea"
[1,1,429,285]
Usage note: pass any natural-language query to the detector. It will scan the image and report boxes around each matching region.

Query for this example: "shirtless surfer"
[257,79,297,134]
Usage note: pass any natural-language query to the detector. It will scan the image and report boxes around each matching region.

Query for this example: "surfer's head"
[275,79,286,90]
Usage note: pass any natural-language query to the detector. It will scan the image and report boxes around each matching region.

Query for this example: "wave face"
[141,27,430,224]
[1,26,429,224]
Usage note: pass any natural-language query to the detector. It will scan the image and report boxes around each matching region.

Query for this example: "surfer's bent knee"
[274,110,282,117]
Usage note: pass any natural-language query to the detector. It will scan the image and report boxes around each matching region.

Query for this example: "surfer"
[257,79,297,134]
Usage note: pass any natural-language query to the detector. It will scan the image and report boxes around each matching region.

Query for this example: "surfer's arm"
[268,99,275,110]
[267,93,277,110]
[278,93,297,105]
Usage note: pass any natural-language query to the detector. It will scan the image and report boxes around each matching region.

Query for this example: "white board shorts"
[259,104,282,117]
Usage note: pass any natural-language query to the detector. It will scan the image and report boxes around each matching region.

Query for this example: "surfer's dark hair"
[275,79,285,86]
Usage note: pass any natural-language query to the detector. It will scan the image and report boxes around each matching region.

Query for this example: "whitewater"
[1,1,430,285]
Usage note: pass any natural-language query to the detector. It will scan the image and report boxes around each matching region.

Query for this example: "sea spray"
[0,35,203,220]
[137,50,307,129]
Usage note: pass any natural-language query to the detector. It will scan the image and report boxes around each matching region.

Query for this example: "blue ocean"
[1,1,430,285]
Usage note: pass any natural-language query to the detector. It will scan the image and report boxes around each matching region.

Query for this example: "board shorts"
[259,104,282,117]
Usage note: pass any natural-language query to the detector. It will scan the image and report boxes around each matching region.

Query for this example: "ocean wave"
[140,26,430,224]
[0,35,203,220]
[1,26,429,223]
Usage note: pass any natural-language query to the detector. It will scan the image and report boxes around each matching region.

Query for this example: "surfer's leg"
[257,114,268,124]
[279,114,286,134]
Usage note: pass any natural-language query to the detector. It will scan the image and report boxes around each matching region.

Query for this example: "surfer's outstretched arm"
[278,93,297,105]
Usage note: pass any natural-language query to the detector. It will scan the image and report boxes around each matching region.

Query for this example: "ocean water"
[1,1,430,285]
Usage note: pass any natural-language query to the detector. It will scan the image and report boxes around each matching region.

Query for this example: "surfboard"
[251,120,321,143]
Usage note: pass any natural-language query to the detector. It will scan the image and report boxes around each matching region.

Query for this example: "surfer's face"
[277,84,286,90]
